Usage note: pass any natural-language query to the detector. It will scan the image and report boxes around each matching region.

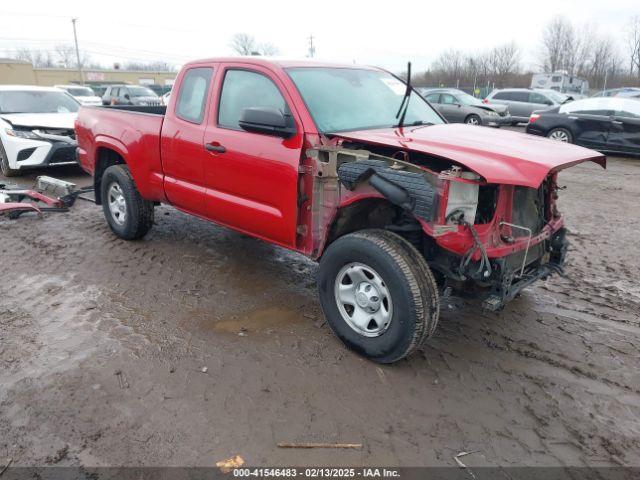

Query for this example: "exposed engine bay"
[305,140,568,310]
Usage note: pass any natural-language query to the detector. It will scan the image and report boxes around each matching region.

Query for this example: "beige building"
[0,58,176,87]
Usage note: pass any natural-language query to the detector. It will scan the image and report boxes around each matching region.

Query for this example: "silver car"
[420,88,512,127]
[484,88,563,124]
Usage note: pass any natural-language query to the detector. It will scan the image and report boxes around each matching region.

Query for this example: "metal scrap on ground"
[277,442,362,449]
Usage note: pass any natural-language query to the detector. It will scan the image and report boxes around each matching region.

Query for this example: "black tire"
[0,140,20,177]
[317,229,440,364]
[101,164,154,240]
[511,121,520,126]
[547,127,573,143]
[465,114,481,126]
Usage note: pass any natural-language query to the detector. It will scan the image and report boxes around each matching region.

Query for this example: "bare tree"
[626,15,640,77]
[258,42,279,56]
[230,33,258,56]
[431,49,465,85]
[9,48,56,68]
[489,42,521,84]
[123,61,176,71]
[540,16,576,72]
[54,44,76,68]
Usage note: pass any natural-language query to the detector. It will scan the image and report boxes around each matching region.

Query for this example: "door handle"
[611,120,623,125]
[205,143,226,153]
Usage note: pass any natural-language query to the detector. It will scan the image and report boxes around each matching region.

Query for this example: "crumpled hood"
[0,112,77,130]
[335,123,606,188]
[480,102,508,115]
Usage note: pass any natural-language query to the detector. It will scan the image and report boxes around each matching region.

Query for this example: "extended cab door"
[160,65,216,216]
[202,64,304,248]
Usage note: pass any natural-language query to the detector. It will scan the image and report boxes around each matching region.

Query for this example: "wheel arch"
[320,197,427,259]
[465,113,481,124]
[94,147,127,204]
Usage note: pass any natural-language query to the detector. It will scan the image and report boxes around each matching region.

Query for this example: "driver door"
[439,93,465,122]
[202,64,304,248]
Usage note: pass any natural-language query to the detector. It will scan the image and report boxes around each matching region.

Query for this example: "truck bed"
[97,105,167,115]
[75,104,167,203]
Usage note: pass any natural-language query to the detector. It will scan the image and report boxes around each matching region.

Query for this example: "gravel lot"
[1,141,639,468]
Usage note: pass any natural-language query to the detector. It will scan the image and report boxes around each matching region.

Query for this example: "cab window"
[218,69,287,130]
[440,94,458,105]
[530,92,552,105]
[175,67,213,124]
[425,93,440,103]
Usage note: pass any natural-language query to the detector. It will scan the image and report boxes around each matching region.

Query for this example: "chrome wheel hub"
[107,183,126,225]
[549,130,569,142]
[334,262,393,337]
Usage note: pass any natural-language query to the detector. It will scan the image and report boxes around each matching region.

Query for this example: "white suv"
[0,86,79,177]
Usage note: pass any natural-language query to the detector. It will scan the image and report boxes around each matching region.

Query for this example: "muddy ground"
[1,151,639,468]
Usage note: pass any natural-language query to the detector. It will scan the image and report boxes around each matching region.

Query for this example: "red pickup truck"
[75,58,606,363]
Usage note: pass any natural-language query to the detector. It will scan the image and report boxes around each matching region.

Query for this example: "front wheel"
[0,140,20,177]
[317,230,440,364]
[101,164,154,240]
[465,114,481,126]
[547,127,573,143]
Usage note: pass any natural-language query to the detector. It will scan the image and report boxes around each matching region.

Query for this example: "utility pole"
[307,34,315,58]
[71,18,84,85]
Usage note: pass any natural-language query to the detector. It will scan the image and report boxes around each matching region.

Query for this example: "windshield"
[0,90,80,114]
[65,87,95,97]
[128,86,158,97]
[456,92,484,106]
[287,67,444,133]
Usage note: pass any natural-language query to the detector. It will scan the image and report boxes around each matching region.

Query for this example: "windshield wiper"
[394,61,412,129]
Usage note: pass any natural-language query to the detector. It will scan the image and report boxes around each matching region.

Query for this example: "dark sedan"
[526,97,640,156]
[419,88,512,127]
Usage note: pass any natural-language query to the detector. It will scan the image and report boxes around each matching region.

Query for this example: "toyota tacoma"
[75,58,606,363]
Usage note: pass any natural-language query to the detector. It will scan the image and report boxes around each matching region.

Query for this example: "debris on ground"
[277,442,362,449]
[45,445,69,465]
[114,370,129,389]
[216,455,244,473]
[453,451,480,479]
[0,458,12,477]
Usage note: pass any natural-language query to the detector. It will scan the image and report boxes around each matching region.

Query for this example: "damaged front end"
[303,135,588,311]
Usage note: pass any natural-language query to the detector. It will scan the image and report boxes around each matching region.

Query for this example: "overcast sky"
[0,0,637,72]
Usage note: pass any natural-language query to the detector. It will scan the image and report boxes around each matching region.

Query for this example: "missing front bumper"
[481,228,568,311]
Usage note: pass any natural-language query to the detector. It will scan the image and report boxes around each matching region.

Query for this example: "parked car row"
[418,88,511,127]
[1,75,639,179]
[100,85,163,106]
[57,83,173,106]
[526,96,640,156]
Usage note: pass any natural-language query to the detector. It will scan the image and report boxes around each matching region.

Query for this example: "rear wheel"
[547,127,573,143]
[465,114,481,126]
[101,164,154,240]
[317,229,440,363]
[0,140,20,177]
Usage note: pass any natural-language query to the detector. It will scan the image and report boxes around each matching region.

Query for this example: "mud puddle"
[191,306,307,334]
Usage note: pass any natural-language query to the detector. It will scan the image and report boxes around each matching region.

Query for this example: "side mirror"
[238,107,296,138]
[124,93,131,100]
